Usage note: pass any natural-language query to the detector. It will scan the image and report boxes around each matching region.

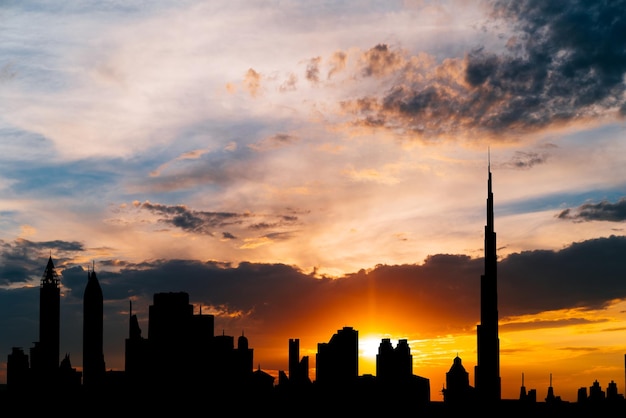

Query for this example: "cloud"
[336,0,626,141]
[306,57,321,83]
[557,198,626,222]
[150,149,210,177]
[327,51,347,79]
[0,238,85,286]
[132,200,301,237]
[499,235,626,316]
[248,133,300,152]
[244,68,262,97]
[500,151,548,169]
[134,201,247,235]
[278,73,298,92]
[360,44,405,77]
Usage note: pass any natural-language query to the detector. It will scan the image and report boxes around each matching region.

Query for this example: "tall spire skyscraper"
[29,255,61,386]
[475,153,501,403]
[38,256,61,371]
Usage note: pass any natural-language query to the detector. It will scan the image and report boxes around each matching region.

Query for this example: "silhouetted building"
[250,364,275,393]
[606,380,623,402]
[443,354,475,405]
[377,338,411,382]
[545,373,561,403]
[83,266,105,388]
[234,332,254,384]
[123,291,257,395]
[6,347,30,391]
[29,256,61,388]
[124,300,150,388]
[526,388,537,403]
[58,353,82,390]
[316,326,358,387]
[475,156,501,403]
[376,338,430,405]
[589,379,605,402]
[146,292,201,389]
[519,372,536,404]
[287,338,310,386]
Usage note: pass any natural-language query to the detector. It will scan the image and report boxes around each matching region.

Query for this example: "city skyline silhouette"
[2,163,625,414]
[2,0,626,409]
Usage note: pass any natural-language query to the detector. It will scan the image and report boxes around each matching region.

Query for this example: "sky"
[1,0,626,402]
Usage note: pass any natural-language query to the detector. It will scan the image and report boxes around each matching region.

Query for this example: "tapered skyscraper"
[83,264,105,388]
[475,155,501,402]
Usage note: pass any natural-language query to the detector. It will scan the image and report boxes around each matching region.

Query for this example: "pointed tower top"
[41,255,60,287]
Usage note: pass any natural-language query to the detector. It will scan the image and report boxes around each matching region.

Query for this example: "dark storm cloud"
[499,235,626,316]
[343,0,626,139]
[476,0,626,123]
[64,236,626,330]
[4,235,626,334]
[3,235,626,372]
[557,198,626,222]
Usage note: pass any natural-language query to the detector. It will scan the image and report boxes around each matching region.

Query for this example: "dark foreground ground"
[1,385,624,417]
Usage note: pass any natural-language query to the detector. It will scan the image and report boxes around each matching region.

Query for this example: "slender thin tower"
[475,150,501,402]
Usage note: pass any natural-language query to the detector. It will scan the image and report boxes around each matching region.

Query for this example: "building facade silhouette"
[288,338,310,386]
[123,291,261,396]
[443,355,473,404]
[315,326,358,387]
[376,338,431,405]
[30,256,62,388]
[82,266,105,388]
